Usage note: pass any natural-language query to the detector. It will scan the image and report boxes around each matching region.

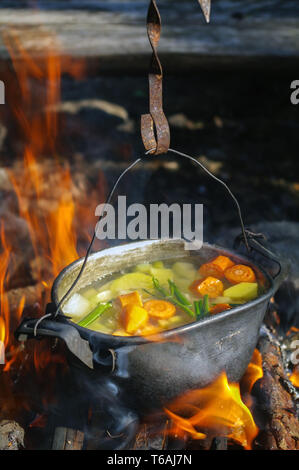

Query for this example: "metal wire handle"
[33,147,252,335]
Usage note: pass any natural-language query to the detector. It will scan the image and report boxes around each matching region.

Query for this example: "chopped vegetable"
[194,300,201,317]
[118,291,143,308]
[158,315,182,328]
[202,294,209,314]
[150,267,173,286]
[168,280,191,306]
[135,263,152,274]
[63,293,91,318]
[123,304,149,334]
[199,255,234,279]
[68,253,264,337]
[151,278,195,318]
[152,260,164,269]
[211,296,232,305]
[151,276,168,297]
[144,299,176,319]
[223,282,258,301]
[174,276,194,293]
[210,303,231,315]
[172,262,197,280]
[96,290,114,302]
[78,302,112,328]
[190,277,224,298]
[110,272,152,293]
[224,264,256,284]
[194,295,209,318]
[83,288,98,301]
[139,325,161,336]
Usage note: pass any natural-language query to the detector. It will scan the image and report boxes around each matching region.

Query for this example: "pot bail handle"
[141,0,170,155]
[233,230,289,292]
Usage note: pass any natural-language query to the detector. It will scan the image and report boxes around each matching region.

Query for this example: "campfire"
[0,13,299,453]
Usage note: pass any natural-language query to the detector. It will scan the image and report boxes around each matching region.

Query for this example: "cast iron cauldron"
[16,238,288,413]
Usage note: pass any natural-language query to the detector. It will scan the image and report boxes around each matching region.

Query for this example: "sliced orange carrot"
[224,264,256,284]
[210,303,231,315]
[191,276,224,298]
[199,255,234,279]
[123,304,148,334]
[144,299,176,319]
[118,291,143,308]
[189,279,203,294]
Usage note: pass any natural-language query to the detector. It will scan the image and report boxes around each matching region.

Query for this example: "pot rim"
[51,239,276,345]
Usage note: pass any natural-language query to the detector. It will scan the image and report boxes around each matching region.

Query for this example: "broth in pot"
[62,254,264,337]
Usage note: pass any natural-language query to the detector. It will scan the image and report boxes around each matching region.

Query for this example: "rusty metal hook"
[141,0,170,155]
[141,0,211,155]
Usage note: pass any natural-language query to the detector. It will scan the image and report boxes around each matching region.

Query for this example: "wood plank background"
[0,0,298,69]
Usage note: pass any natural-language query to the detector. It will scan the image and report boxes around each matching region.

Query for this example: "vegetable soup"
[62,255,265,336]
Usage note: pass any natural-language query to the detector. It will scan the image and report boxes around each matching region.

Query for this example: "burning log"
[0,420,24,450]
[255,318,299,450]
[5,283,45,314]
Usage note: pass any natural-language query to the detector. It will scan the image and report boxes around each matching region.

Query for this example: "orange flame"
[0,317,5,356]
[0,225,26,369]
[0,31,92,377]
[0,227,12,350]
[5,31,81,283]
[286,326,299,337]
[165,369,260,450]
[241,348,263,394]
[289,367,299,388]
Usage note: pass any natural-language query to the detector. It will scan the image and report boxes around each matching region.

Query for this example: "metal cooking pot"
[15,238,288,413]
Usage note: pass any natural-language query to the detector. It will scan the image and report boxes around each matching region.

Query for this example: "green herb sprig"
[78,302,112,328]
[194,295,209,319]
[148,277,210,320]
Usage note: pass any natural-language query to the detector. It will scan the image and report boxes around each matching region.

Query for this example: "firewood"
[0,0,298,70]
[52,427,84,450]
[5,282,45,313]
[255,319,299,450]
[0,420,24,450]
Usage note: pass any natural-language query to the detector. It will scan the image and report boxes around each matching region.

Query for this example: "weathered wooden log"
[52,426,84,450]
[0,0,298,70]
[0,420,24,450]
[5,282,45,313]
[255,313,299,450]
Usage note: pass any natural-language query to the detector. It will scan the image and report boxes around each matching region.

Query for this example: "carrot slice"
[210,303,231,315]
[191,276,224,298]
[144,299,176,319]
[224,264,256,284]
[118,291,143,308]
[199,255,234,279]
[123,304,148,334]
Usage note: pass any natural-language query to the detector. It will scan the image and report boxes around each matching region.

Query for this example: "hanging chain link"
[141,0,170,155]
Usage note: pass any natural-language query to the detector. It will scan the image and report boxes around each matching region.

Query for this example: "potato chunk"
[223,282,258,301]
[110,272,152,293]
